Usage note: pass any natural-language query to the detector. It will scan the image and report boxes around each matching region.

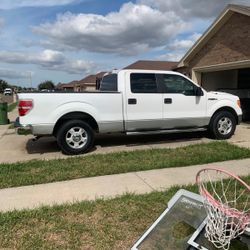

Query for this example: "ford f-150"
[16,70,242,154]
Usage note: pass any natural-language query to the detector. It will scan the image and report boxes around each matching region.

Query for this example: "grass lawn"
[0,188,181,250]
[7,102,17,112]
[0,141,250,189]
[0,175,249,250]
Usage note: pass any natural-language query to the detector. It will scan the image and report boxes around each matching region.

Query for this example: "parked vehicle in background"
[3,88,12,96]
[40,89,49,92]
[16,69,242,155]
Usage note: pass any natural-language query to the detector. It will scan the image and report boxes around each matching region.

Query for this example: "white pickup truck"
[16,69,242,155]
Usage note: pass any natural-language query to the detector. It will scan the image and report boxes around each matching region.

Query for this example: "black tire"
[57,120,94,155]
[209,111,236,140]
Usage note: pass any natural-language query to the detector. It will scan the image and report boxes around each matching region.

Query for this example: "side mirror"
[196,87,204,96]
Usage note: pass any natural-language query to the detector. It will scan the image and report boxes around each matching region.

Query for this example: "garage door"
[238,68,250,121]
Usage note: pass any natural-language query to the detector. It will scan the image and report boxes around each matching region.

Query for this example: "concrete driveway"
[0,110,250,163]
[0,94,14,104]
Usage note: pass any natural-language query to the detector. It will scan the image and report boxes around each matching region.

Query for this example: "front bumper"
[238,115,242,124]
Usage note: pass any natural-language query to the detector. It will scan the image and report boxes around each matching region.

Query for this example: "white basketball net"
[196,168,250,250]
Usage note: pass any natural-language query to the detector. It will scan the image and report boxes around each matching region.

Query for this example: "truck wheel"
[57,120,94,155]
[209,111,236,140]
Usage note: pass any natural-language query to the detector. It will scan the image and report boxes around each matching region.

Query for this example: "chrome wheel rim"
[65,127,88,149]
[217,117,232,135]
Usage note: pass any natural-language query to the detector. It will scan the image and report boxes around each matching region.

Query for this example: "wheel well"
[211,107,239,124]
[53,112,99,136]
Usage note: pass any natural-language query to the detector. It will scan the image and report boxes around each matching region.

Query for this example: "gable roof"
[178,4,250,68]
[59,72,108,89]
[124,60,178,70]
[57,80,78,89]
[78,75,96,85]
[77,72,108,87]
[96,71,107,78]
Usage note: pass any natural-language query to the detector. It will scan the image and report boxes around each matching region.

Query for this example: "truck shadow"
[25,131,208,155]
[94,131,208,148]
[26,137,60,154]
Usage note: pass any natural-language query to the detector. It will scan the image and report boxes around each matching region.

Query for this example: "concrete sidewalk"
[0,158,250,212]
[0,124,9,139]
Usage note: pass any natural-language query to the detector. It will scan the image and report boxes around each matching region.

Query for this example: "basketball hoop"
[196,168,250,250]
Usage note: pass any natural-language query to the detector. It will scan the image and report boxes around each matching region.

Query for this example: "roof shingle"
[124,60,178,70]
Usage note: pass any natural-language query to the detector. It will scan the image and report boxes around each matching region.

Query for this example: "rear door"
[124,72,163,131]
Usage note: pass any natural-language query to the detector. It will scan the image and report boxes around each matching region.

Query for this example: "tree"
[0,79,8,93]
[38,80,55,90]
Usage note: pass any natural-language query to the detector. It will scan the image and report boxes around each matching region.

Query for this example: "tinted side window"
[130,73,158,93]
[158,74,197,96]
[100,74,117,91]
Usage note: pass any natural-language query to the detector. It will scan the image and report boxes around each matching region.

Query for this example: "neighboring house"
[124,60,178,71]
[76,72,107,91]
[57,72,107,92]
[56,81,78,91]
[176,4,250,120]
[76,75,96,91]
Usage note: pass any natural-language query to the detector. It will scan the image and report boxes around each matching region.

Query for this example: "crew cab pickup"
[17,70,242,155]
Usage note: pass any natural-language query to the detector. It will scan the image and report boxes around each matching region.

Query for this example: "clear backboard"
[131,189,250,250]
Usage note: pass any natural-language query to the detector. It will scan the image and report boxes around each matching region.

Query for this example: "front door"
[157,74,207,129]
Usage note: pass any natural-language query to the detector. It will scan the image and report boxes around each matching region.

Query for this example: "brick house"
[56,81,78,91]
[176,4,250,120]
[76,72,107,91]
[176,5,250,120]
[75,75,96,91]
[58,72,107,92]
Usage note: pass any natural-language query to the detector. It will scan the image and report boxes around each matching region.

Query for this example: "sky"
[0,0,249,87]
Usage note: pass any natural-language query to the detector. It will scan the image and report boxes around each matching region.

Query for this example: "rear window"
[99,74,118,91]
[130,73,158,93]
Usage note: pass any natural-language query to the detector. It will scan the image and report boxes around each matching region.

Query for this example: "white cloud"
[157,52,184,62]
[138,0,250,19]
[0,0,78,9]
[168,33,202,51]
[0,68,29,79]
[158,33,201,62]
[33,2,187,56]
[0,50,96,75]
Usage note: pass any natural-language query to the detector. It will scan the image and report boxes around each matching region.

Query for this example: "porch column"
[192,70,202,85]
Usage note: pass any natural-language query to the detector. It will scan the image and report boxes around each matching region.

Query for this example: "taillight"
[18,100,33,116]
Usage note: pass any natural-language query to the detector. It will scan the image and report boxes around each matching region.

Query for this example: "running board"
[126,128,207,136]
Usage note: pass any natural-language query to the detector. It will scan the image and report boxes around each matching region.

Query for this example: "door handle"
[128,98,137,105]
[164,98,172,104]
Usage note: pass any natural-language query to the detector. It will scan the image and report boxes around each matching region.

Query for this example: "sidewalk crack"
[134,172,156,191]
